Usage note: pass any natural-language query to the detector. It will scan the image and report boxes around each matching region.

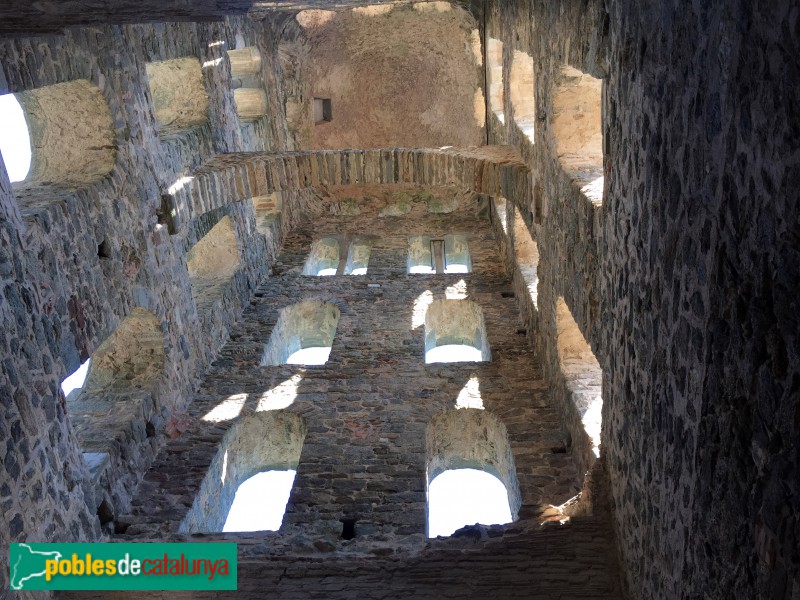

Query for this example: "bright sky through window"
[409,265,434,274]
[285,346,331,365]
[428,468,513,537]
[60,359,91,397]
[444,264,469,274]
[223,470,296,532]
[0,94,32,182]
[426,344,483,364]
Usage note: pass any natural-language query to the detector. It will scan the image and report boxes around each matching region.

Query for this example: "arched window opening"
[64,308,166,484]
[443,235,471,274]
[0,93,32,182]
[556,298,602,461]
[426,409,520,538]
[223,469,297,532]
[486,38,504,123]
[510,50,535,141]
[512,212,539,308]
[428,469,513,537]
[424,300,490,363]
[304,237,340,276]
[145,57,209,136]
[1,81,115,192]
[182,412,307,533]
[552,66,603,203]
[227,47,269,121]
[187,215,241,311]
[343,240,371,275]
[261,300,341,366]
[408,236,434,274]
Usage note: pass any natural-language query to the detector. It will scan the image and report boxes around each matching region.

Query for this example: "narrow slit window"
[223,469,297,532]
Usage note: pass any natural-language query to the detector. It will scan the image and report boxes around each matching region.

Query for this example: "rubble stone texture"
[0,1,797,599]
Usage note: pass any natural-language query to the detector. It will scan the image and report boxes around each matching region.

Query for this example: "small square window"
[314,98,332,124]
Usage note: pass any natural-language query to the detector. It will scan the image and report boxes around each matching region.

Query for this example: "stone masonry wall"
[486,0,800,598]
[0,14,299,591]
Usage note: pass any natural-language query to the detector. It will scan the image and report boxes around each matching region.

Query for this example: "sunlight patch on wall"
[256,374,303,412]
[202,394,248,423]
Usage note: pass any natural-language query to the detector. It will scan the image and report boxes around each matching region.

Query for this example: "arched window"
[552,65,604,203]
[261,300,341,366]
[512,212,539,308]
[186,213,240,349]
[426,409,520,537]
[343,240,371,275]
[187,215,241,307]
[424,300,490,363]
[145,57,209,136]
[227,47,269,121]
[63,307,165,448]
[556,298,602,460]
[304,237,340,276]
[443,235,471,274]
[0,81,115,191]
[181,412,307,533]
[486,38,504,123]
[510,50,535,141]
[408,236,434,274]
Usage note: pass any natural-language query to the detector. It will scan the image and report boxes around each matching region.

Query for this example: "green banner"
[9,543,237,590]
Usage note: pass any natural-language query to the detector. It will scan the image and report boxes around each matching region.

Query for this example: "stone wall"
[485,0,800,597]
[0,14,299,591]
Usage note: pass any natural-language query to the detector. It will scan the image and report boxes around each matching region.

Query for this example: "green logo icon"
[9,543,237,590]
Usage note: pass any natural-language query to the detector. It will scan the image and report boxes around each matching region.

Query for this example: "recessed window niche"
[510,50,535,141]
[487,38,505,123]
[424,300,490,363]
[261,300,341,366]
[313,98,332,124]
[181,411,307,533]
[304,237,340,276]
[304,237,372,276]
[556,298,602,460]
[145,57,210,136]
[187,215,241,313]
[426,409,520,537]
[512,212,539,308]
[552,65,604,203]
[62,307,166,451]
[0,80,115,192]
